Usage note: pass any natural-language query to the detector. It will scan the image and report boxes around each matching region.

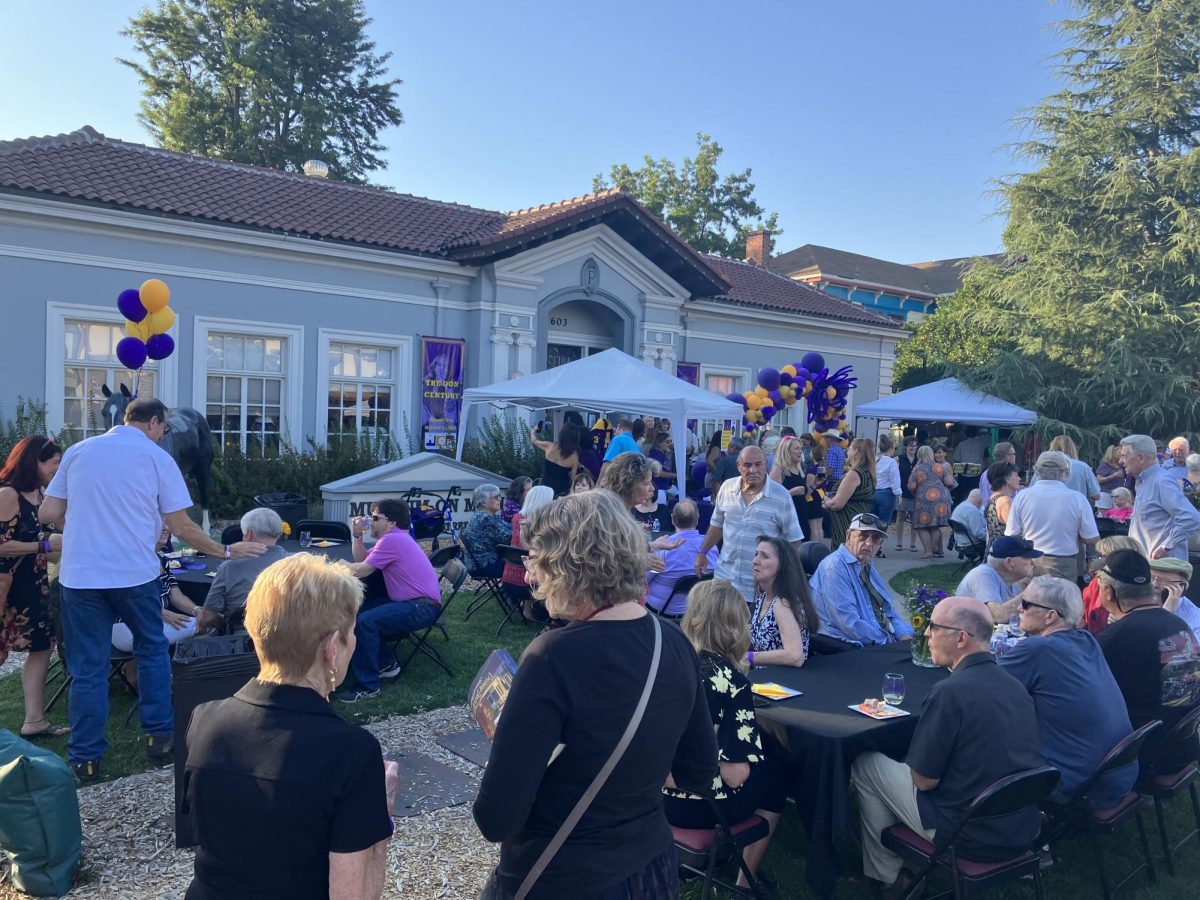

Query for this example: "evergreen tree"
[922,0,1200,453]
[121,0,403,182]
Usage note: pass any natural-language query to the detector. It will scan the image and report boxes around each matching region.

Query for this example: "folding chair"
[295,519,352,542]
[1043,720,1162,900]
[493,545,531,637]
[1141,705,1200,876]
[882,765,1060,900]
[383,558,468,678]
[46,646,141,727]
[462,543,512,626]
[949,520,986,577]
[796,542,831,577]
[220,524,243,544]
[672,795,771,899]
[651,573,710,620]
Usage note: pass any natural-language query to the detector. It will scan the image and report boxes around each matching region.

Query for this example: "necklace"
[583,604,615,621]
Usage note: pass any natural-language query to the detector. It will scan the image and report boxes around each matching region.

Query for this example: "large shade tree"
[121,0,403,182]
[911,0,1200,453]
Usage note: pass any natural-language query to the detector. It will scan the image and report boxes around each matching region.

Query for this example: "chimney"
[302,159,330,178]
[745,229,771,266]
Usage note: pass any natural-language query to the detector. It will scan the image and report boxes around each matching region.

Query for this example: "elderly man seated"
[338,498,443,703]
[955,536,1041,623]
[197,508,289,634]
[645,499,718,617]
[850,597,1044,892]
[949,489,986,544]
[1005,450,1099,581]
[1097,549,1200,774]
[809,513,913,646]
[1149,557,1200,633]
[998,576,1136,806]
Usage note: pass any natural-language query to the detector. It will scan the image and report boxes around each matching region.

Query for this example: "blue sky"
[0,0,1066,263]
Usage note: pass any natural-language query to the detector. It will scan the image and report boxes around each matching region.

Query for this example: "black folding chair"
[295,519,352,542]
[672,794,770,899]
[382,558,468,678]
[949,520,986,576]
[220,524,243,544]
[1141,705,1200,876]
[494,545,531,637]
[1043,720,1162,900]
[651,573,711,620]
[46,646,141,728]
[882,765,1061,900]
[796,542,831,577]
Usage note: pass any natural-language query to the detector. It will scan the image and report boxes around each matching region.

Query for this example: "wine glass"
[882,672,905,707]
[299,531,312,549]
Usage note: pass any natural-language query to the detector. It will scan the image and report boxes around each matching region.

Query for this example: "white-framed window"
[193,317,303,456]
[45,303,178,438]
[697,364,751,438]
[316,329,412,447]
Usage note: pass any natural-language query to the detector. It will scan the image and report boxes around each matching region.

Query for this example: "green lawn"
[7,565,1200,898]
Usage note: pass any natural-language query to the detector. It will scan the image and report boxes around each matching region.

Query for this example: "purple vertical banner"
[421,337,465,452]
[676,362,700,432]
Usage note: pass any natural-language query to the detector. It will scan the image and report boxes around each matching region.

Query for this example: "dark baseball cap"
[1101,548,1151,585]
[989,536,1044,559]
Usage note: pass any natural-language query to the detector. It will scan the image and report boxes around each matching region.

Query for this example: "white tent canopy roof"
[855,377,1036,427]
[457,349,744,493]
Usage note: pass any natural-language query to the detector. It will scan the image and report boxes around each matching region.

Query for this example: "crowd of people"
[6,399,1200,900]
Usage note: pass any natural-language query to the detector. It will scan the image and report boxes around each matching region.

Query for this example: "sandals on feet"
[21,719,70,740]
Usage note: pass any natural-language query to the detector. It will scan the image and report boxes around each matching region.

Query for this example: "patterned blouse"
[663,650,762,802]
[461,512,513,571]
[984,497,1006,552]
[750,590,810,659]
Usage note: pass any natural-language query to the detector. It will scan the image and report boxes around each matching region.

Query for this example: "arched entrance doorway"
[540,291,633,370]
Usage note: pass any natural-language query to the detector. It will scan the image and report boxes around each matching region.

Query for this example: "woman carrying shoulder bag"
[473,490,717,900]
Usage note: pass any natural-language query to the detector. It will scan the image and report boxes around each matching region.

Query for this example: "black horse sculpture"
[100,384,215,533]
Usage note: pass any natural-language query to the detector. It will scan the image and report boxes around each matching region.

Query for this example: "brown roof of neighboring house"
[906,253,1004,294]
[769,243,993,297]
[704,255,903,328]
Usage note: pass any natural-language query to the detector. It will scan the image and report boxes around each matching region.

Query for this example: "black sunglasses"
[926,621,964,634]
[1020,599,1057,613]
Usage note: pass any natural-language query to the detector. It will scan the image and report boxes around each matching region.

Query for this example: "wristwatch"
[224,545,232,560]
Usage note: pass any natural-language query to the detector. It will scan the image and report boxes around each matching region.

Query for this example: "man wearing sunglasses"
[851,596,1043,893]
[809,513,912,646]
[997,576,1136,806]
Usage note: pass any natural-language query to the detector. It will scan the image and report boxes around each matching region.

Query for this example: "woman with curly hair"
[474,489,716,899]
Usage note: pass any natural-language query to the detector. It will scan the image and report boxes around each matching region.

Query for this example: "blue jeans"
[349,597,441,691]
[871,489,897,526]
[61,580,173,764]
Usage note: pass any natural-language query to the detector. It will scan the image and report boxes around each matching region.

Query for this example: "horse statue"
[100,384,215,533]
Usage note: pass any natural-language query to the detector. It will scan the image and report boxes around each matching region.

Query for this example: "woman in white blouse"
[870,434,902,557]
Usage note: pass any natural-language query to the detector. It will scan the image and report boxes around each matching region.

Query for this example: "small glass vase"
[911,637,935,668]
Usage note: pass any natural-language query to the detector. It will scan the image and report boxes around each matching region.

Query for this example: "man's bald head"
[938,596,994,644]
[928,596,994,668]
[738,445,765,465]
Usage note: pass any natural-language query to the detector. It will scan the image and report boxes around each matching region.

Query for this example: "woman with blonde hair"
[597,451,656,511]
[823,437,876,550]
[664,580,787,891]
[1095,445,1125,509]
[474,490,716,899]
[908,444,955,559]
[182,553,399,900]
[770,434,808,530]
[1082,536,1148,636]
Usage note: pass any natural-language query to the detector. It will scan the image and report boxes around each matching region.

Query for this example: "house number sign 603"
[549,316,568,327]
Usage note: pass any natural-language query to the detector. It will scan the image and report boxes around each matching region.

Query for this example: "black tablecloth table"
[752,642,950,897]
[172,539,355,602]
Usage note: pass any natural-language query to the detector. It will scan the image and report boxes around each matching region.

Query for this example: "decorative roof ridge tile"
[504,186,627,217]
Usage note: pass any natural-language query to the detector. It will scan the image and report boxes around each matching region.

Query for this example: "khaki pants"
[850,751,936,884]
[1032,555,1077,582]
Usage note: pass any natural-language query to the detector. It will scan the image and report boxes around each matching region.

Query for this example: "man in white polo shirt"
[40,397,264,784]
[1004,451,1099,582]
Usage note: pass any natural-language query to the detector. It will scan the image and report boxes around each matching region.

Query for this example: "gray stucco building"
[0,127,903,452]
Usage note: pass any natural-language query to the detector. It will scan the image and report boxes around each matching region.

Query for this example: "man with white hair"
[1119,434,1200,561]
[949,489,986,544]
[1162,436,1191,482]
[198,507,289,634]
[998,576,1136,806]
[955,536,1041,623]
[1005,451,1099,581]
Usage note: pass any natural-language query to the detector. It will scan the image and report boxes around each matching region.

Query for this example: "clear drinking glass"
[299,531,312,549]
[883,672,906,706]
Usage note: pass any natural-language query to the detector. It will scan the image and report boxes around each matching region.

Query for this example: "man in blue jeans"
[341,498,442,702]
[40,397,264,784]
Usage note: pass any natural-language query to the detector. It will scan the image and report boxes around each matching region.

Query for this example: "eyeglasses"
[1020,599,1057,613]
[370,515,384,522]
[926,621,964,634]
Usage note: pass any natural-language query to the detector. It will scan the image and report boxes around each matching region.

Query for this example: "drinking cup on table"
[883,672,905,706]
[299,531,312,549]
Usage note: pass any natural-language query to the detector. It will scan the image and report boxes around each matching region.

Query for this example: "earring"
[328,668,338,696]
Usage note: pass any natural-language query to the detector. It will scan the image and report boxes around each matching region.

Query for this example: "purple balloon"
[800,352,825,373]
[757,367,781,391]
[779,371,794,387]
[146,333,175,360]
[726,391,749,408]
[117,288,147,322]
[761,406,776,422]
[768,389,783,405]
[116,336,147,370]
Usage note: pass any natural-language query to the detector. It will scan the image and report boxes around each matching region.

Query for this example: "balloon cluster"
[115,279,176,370]
[724,352,858,438]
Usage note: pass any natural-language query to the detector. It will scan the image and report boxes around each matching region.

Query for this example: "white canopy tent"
[855,377,1036,428]
[457,348,744,494]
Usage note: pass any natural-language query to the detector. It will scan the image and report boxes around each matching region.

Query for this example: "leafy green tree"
[121,0,402,182]
[893,279,1005,391]
[940,0,1200,455]
[593,133,780,257]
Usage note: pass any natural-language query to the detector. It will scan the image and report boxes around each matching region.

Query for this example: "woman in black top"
[181,554,398,900]
[473,490,717,900]
[664,579,787,890]
[530,421,580,497]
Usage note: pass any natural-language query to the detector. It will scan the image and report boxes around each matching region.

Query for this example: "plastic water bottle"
[652,519,661,534]
[990,624,1013,658]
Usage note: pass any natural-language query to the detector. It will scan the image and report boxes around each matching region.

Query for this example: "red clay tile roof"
[704,255,904,328]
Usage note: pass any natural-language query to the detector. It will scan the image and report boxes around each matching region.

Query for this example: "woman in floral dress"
[908,444,956,559]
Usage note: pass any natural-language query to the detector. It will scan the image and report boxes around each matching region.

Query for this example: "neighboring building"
[0,127,905,453]
[765,242,1000,323]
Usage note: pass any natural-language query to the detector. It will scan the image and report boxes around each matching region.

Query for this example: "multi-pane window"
[327,342,393,439]
[63,320,157,439]
[205,332,284,455]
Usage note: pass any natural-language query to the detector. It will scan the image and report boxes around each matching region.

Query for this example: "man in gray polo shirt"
[198,507,289,633]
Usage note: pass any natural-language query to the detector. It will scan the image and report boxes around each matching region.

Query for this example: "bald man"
[850,597,1044,890]
[696,445,803,602]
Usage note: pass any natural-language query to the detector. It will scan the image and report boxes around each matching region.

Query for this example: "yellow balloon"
[802,383,812,396]
[825,386,838,400]
[781,364,797,377]
[760,398,774,410]
[139,279,171,313]
[745,394,763,410]
[839,423,850,433]
[125,319,151,341]
[145,306,175,335]
[754,386,770,399]
[785,396,797,406]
